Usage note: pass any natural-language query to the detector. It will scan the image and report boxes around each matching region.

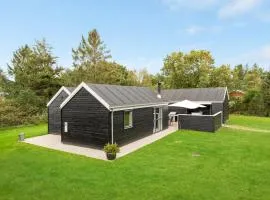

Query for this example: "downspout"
[111,109,114,144]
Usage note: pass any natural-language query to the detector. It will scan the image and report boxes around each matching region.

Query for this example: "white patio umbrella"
[168,100,206,109]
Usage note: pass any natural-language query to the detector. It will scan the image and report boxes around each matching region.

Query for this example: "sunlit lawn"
[0,116,270,200]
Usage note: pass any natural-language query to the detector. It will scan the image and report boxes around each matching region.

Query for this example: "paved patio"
[24,124,178,161]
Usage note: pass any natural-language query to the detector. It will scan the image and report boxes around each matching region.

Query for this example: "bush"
[0,99,47,127]
[103,143,120,154]
[229,90,266,117]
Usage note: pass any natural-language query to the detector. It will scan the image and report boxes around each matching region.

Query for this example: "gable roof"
[60,82,168,111]
[161,87,228,103]
[46,86,76,107]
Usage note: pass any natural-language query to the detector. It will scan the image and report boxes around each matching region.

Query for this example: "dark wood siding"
[111,106,169,145]
[162,106,169,130]
[211,102,224,122]
[212,97,229,123]
[48,90,69,134]
[61,88,110,146]
[213,112,223,131]
[223,93,229,122]
[178,112,222,132]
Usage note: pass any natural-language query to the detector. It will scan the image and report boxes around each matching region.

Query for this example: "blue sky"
[1,0,270,74]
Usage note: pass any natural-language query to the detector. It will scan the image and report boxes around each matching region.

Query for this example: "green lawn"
[228,114,270,130]
[0,116,270,200]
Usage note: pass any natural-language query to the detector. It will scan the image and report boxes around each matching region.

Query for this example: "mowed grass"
[228,114,270,130]
[0,116,270,200]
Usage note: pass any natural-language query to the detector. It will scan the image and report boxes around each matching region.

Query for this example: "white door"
[153,107,163,133]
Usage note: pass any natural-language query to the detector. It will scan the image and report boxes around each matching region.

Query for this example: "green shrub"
[103,143,120,154]
[0,99,47,127]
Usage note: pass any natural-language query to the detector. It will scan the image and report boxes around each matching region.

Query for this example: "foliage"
[262,72,270,116]
[0,99,47,127]
[241,89,265,116]
[229,97,243,114]
[103,143,120,154]
[8,39,62,101]
[71,29,111,83]
[1,115,270,199]
[243,64,263,90]
[230,64,247,90]
[209,64,232,88]
[161,50,268,116]
[0,39,61,127]
[162,50,214,88]
[72,29,111,67]
[62,61,130,86]
[0,68,7,89]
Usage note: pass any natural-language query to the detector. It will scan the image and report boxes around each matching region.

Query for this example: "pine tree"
[72,29,111,82]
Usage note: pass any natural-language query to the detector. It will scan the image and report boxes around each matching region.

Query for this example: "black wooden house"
[59,82,169,146]
[47,86,75,134]
[47,83,229,146]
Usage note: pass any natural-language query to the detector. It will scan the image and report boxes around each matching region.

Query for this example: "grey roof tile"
[87,83,166,108]
[161,87,227,102]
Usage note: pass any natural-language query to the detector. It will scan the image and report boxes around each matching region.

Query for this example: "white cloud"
[163,0,218,10]
[184,25,223,35]
[222,45,270,70]
[218,0,262,19]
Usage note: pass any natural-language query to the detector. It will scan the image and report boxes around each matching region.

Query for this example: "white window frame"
[153,107,163,133]
[124,110,133,129]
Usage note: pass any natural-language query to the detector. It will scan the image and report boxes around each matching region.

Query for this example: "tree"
[72,29,111,82]
[62,61,130,86]
[162,50,214,88]
[136,68,153,87]
[209,65,232,89]
[231,64,247,90]
[262,71,270,116]
[243,64,263,90]
[7,39,62,109]
[152,73,166,88]
[242,89,264,116]
[93,61,128,85]
[125,70,139,86]
[0,68,7,90]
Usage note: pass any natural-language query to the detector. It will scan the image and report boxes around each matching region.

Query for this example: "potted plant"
[103,143,120,160]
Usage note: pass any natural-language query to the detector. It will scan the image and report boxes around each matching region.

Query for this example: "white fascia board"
[60,82,111,110]
[111,103,169,111]
[224,87,229,101]
[169,100,224,104]
[46,86,71,107]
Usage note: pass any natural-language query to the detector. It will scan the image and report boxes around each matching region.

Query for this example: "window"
[124,110,133,129]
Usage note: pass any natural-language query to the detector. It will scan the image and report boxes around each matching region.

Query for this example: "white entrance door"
[153,107,163,133]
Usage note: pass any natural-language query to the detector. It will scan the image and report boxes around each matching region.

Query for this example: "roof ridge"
[86,83,151,89]
[163,87,226,90]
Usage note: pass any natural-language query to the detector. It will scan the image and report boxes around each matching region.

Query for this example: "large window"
[124,110,133,129]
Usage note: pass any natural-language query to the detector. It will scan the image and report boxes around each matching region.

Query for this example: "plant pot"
[106,152,116,160]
